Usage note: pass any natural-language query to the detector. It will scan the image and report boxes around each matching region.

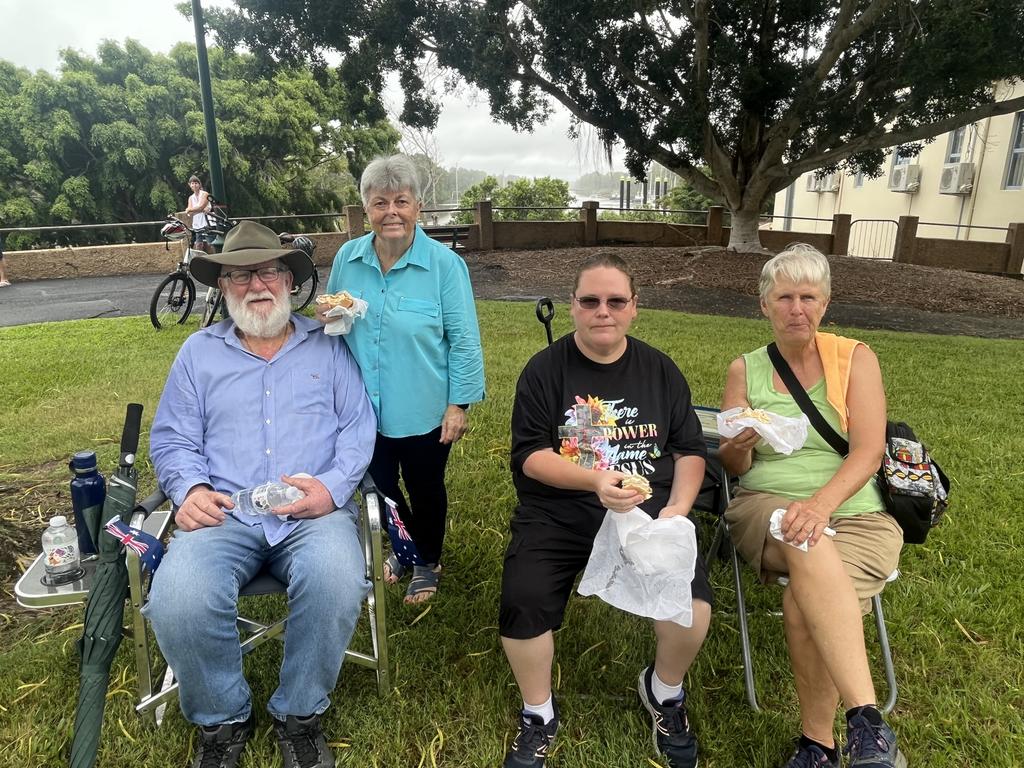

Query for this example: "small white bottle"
[41,516,83,585]
[231,480,306,516]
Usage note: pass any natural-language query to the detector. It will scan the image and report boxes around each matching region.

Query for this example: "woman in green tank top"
[717,245,907,768]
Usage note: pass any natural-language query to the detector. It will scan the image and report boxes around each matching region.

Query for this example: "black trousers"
[367,427,453,565]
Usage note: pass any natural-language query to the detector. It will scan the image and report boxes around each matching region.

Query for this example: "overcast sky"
[1,0,624,182]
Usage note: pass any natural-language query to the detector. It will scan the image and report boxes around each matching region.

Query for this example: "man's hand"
[314,301,331,325]
[440,404,469,444]
[273,474,337,519]
[594,471,645,512]
[725,426,761,453]
[175,485,231,531]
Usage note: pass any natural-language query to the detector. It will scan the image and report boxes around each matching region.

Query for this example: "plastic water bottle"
[69,451,106,560]
[231,479,306,516]
[41,516,84,586]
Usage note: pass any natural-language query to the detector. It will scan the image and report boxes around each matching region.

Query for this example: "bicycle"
[150,215,319,329]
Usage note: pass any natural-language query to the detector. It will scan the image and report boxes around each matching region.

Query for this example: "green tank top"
[739,346,883,517]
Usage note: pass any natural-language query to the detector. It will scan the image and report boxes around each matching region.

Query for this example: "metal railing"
[849,219,898,260]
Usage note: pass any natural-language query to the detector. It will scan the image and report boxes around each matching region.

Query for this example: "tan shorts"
[724,489,903,612]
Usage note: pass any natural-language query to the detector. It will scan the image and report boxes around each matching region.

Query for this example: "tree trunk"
[727,207,767,252]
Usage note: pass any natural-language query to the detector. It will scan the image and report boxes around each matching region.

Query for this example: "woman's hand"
[657,503,691,519]
[440,404,469,444]
[314,301,331,325]
[594,471,645,512]
[725,426,761,453]
[780,499,834,547]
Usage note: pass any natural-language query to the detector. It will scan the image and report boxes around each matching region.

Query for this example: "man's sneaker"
[502,697,560,767]
[191,711,254,768]
[273,714,335,768]
[844,714,908,768]
[637,666,698,768]
[781,740,840,768]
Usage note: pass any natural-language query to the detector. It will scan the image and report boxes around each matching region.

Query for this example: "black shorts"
[499,506,713,639]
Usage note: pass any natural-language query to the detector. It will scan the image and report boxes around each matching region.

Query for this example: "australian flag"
[384,496,425,567]
[104,516,165,573]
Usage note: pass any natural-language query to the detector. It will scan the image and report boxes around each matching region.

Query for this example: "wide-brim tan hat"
[189,220,314,287]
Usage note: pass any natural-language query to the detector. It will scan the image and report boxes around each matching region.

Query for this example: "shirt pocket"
[397,296,440,317]
[290,368,332,414]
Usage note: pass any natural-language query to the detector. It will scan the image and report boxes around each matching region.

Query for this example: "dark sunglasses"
[573,295,634,311]
[220,266,289,285]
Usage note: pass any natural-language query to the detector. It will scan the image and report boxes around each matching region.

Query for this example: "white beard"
[224,287,292,338]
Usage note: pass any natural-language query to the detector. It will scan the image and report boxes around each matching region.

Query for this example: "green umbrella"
[69,404,143,768]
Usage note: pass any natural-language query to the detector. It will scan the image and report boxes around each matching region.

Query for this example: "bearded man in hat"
[147,220,376,768]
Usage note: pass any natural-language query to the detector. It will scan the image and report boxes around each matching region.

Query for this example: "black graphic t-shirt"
[511,333,706,525]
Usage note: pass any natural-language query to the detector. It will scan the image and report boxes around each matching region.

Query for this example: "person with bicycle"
[147,219,376,768]
[186,174,214,249]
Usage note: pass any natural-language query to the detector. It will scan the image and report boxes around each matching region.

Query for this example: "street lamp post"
[191,0,225,201]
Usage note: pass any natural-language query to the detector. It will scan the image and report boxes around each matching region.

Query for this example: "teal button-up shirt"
[326,225,485,437]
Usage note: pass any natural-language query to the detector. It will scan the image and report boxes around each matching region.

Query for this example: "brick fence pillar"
[892,215,919,264]
[580,200,599,246]
[344,205,364,239]
[831,213,852,256]
[475,200,494,250]
[1005,223,1024,275]
[706,206,724,246]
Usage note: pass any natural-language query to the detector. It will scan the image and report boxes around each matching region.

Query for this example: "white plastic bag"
[768,508,836,551]
[716,407,809,455]
[578,509,698,627]
[323,297,369,336]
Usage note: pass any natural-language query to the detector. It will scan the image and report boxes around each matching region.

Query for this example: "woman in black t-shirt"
[498,253,712,768]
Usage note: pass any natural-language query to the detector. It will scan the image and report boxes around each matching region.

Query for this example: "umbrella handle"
[120,404,144,468]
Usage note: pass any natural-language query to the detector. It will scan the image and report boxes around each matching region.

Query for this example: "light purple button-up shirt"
[150,314,376,545]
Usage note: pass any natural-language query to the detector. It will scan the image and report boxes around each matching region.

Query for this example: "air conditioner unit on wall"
[822,173,840,193]
[939,162,974,195]
[805,174,821,192]
[888,164,921,193]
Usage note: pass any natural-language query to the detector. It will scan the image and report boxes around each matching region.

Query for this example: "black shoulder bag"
[766,343,949,544]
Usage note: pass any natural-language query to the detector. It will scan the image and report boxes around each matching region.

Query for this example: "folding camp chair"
[130,474,390,723]
[16,474,390,726]
[690,406,898,714]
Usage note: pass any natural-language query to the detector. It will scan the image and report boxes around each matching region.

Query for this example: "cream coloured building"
[774,81,1024,257]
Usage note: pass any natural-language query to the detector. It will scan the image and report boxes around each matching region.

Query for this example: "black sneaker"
[844,714,907,768]
[782,740,840,768]
[191,711,254,768]
[273,714,335,768]
[502,697,560,767]
[637,666,698,768]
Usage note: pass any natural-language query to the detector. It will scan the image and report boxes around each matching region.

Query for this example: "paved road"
[0,274,168,327]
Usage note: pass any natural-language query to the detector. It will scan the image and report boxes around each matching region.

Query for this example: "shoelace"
[653,701,687,739]
[283,724,322,768]
[512,717,552,759]
[844,718,890,758]
[197,736,231,768]
[791,745,831,767]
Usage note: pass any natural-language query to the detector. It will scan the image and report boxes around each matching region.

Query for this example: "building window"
[1005,112,1024,189]
[854,170,865,188]
[945,126,967,164]
[890,145,916,174]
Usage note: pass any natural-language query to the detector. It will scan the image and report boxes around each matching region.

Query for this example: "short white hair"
[360,154,421,206]
[758,243,831,302]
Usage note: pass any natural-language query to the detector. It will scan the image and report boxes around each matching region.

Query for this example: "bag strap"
[766,342,850,457]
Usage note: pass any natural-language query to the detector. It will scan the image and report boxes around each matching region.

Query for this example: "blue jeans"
[143,506,370,725]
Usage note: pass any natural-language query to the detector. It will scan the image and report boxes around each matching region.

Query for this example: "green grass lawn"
[1,302,1022,767]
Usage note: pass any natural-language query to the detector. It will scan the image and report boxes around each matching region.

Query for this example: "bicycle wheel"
[200,288,224,328]
[150,273,196,329]
[290,268,319,312]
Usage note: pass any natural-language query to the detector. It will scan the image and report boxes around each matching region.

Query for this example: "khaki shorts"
[725,489,903,613]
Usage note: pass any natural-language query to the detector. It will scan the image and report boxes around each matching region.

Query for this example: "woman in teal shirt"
[322,154,485,604]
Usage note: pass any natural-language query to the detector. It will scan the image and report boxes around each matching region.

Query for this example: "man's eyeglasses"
[220,266,289,285]
[573,295,634,311]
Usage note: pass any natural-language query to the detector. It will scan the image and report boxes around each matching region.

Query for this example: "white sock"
[651,670,683,704]
[522,695,555,724]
